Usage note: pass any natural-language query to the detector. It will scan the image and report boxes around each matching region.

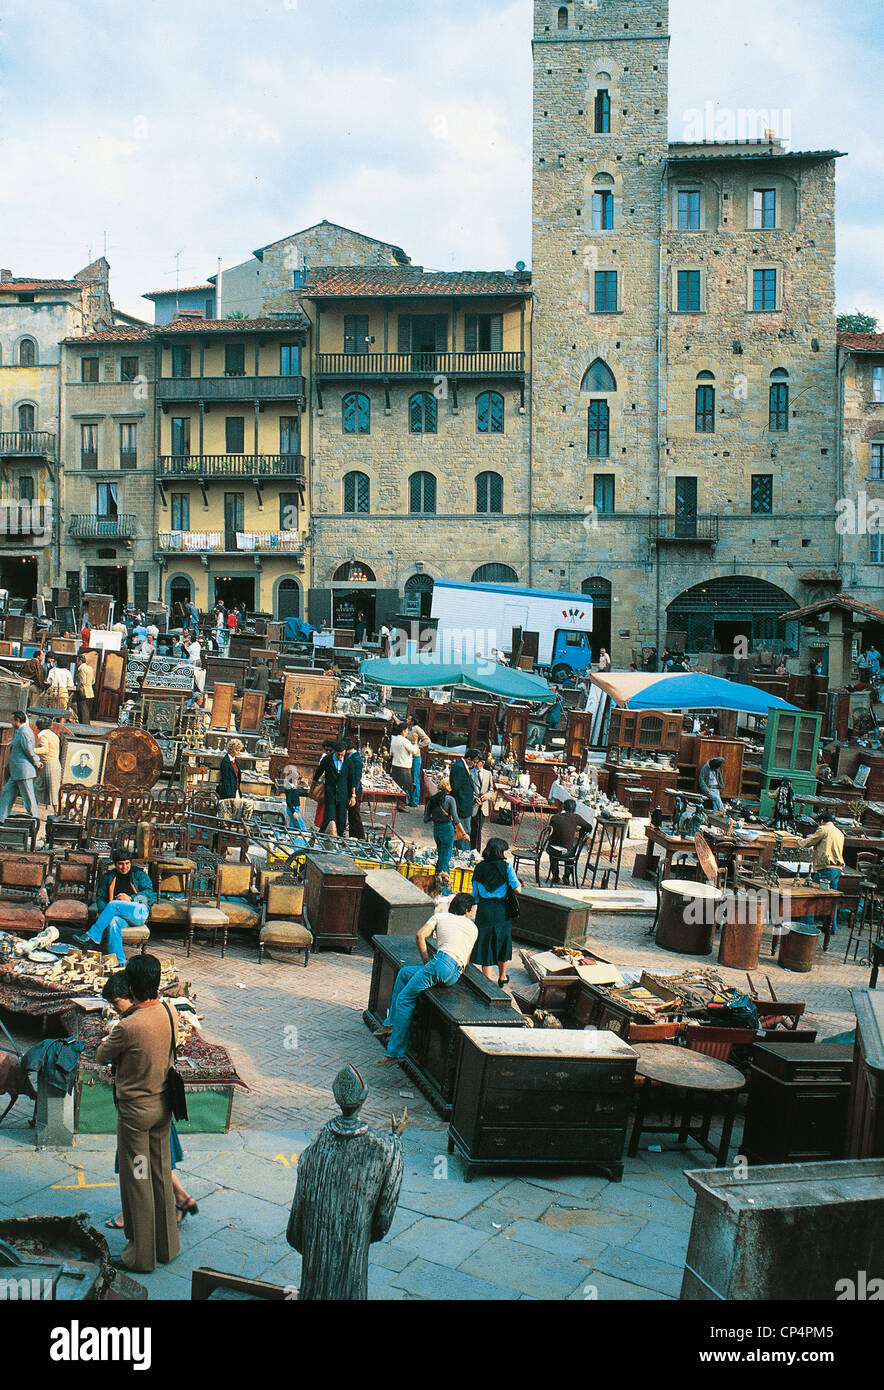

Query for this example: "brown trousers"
[116,1095,180,1273]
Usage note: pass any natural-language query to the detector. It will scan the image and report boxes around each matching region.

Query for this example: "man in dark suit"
[342,738,365,838]
[449,748,476,838]
[311,741,350,835]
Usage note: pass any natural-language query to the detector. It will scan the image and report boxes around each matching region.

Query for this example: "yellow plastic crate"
[449,866,474,893]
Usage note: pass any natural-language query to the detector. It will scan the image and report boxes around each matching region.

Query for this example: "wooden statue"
[286,1064,404,1300]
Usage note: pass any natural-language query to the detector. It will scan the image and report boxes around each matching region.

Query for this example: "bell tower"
[531,0,670,621]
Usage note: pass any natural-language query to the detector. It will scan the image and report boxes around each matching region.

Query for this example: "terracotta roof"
[668,145,845,162]
[143,285,215,299]
[0,278,81,293]
[304,268,532,298]
[61,327,157,344]
[158,316,307,334]
[838,332,884,353]
[780,593,884,624]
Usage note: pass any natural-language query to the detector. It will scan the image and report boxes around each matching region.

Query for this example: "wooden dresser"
[846,989,884,1159]
[302,852,366,953]
[742,1042,854,1165]
[449,1027,636,1181]
[363,936,526,1117]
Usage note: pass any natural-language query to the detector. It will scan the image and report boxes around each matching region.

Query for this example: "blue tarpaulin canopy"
[603,671,799,713]
[285,616,314,644]
[359,656,552,700]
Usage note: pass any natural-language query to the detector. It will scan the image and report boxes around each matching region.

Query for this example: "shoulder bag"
[163,1001,189,1122]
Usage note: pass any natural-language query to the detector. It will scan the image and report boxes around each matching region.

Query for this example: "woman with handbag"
[95,954,180,1274]
[101,972,199,1231]
[424,779,459,876]
[471,837,522,988]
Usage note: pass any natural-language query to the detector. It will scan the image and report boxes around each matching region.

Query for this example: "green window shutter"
[397,317,411,353]
[434,315,448,352]
[489,315,503,351]
[464,315,478,352]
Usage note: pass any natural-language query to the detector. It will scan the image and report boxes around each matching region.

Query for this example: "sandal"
[105,1215,126,1231]
[176,1198,199,1224]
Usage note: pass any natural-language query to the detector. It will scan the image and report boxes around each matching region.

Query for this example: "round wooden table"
[628,1043,746,1167]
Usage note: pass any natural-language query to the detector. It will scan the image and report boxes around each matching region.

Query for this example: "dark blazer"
[345,751,363,796]
[450,758,474,820]
[315,752,348,803]
[218,753,242,800]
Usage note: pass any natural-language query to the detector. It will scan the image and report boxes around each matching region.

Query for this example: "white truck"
[430,579,594,681]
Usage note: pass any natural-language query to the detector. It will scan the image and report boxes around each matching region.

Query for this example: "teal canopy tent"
[359,657,552,700]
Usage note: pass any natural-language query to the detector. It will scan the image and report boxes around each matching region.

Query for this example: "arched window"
[581,576,612,604]
[587,400,609,458]
[18,339,36,366]
[404,573,434,619]
[343,470,370,514]
[695,374,715,432]
[409,471,436,514]
[18,403,35,432]
[870,436,884,481]
[591,173,614,230]
[333,561,376,583]
[276,577,301,621]
[769,369,789,433]
[594,88,611,133]
[409,392,437,434]
[471,563,518,584]
[342,392,370,434]
[581,358,616,392]
[557,6,569,29]
[476,391,504,434]
[476,471,503,514]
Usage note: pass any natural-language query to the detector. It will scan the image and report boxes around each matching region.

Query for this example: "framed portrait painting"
[61,738,106,789]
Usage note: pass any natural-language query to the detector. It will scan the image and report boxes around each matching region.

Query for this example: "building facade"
[838,332,884,630]
[530,0,843,665]
[0,259,113,601]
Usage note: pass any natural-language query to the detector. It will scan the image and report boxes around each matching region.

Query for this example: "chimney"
[0,269,12,282]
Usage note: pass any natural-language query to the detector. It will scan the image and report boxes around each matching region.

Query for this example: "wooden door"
[210,683,236,731]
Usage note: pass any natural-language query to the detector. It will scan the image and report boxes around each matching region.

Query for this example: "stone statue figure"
[286,1064,404,1300]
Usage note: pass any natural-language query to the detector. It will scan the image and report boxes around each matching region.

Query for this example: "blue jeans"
[410,756,422,806]
[85,899,149,964]
[383,952,462,1057]
[284,789,306,832]
[708,788,724,813]
[433,822,455,875]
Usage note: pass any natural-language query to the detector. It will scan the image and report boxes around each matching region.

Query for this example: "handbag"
[504,884,521,920]
[163,1002,189,1122]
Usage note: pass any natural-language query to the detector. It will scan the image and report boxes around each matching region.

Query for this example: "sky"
[1,0,881,323]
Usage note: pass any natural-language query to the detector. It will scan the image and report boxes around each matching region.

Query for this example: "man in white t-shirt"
[377,894,478,1059]
[389,726,417,800]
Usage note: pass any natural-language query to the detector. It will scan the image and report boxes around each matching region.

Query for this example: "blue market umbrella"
[623,672,798,714]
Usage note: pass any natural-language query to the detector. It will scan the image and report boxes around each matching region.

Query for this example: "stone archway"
[666,576,799,655]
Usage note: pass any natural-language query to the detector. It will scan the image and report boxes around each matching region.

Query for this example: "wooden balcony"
[649,514,719,544]
[68,513,137,540]
[0,431,57,458]
[157,530,306,556]
[156,453,306,482]
[315,351,525,379]
[157,375,306,403]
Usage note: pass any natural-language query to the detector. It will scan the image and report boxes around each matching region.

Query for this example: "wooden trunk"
[512,885,591,950]
[302,853,366,953]
[448,1026,636,1181]
[357,869,434,940]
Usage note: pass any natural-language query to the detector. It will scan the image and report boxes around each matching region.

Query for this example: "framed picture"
[61,738,106,789]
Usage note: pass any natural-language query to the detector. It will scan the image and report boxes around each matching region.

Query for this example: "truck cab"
[549,628,593,681]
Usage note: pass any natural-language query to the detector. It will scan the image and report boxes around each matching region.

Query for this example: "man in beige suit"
[96,954,180,1274]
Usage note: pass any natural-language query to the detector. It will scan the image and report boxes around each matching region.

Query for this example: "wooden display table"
[628,1043,745,1166]
[363,936,525,1118]
[512,884,591,950]
[448,1026,637,1182]
[738,875,842,952]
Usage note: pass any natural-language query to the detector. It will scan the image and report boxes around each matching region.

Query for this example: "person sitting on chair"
[76,850,156,964]
[547,798,582,885]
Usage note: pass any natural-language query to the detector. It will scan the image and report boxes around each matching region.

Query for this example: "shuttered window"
[409,471,436,514]
[343,316,369,355]
[342,393,370,434]
[587,401,609,458]
[343,472,370,514]
[476,391,504,433]
[464,314,503,352]
[409,393,437,434]
[476,471,503,513]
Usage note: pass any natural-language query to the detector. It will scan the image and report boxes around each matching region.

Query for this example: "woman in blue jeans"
[424,781,459,876]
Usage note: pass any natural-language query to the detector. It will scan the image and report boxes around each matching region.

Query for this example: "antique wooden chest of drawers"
[363,935,526,1117]
[449,1027,637,1181]
[357,869,434,941]
[742,1042,854,1165]
[846,989,884,1160]
[512,885,590,950]
[302,852,366,953]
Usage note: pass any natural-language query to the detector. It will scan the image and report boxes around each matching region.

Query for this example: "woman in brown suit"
[96,953,180,1274]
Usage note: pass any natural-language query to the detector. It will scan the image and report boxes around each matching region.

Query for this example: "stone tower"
[531,0,670,651]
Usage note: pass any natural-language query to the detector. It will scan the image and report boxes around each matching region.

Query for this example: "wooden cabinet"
[285,711,346,778]
[846,990,884,1160]
[302,853,365,953]
[357,869,434,940]
[759,708,822,816]
[407,696,496,751]
[363,936,525,1117]
[513,885,591,950]
[608,710,682,756]
[604,763,675,813]
[449,1027,637,1181]
[677,735,745,798]
[742,1042,854,1165]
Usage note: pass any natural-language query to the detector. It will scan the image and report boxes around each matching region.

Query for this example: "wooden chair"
[214,861,260,958]
[149,860,195,941]
[681,1024,757,1064]
[0,826,32,853]
[64,851,101,900]
[512,825,553,887]
[259,878,312,966]
[4,816,38,852]
[186,859,228,957]
[44,860,91,933]
[0,859,47,937]
[581,817,628,889]
[45,819,86,852]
